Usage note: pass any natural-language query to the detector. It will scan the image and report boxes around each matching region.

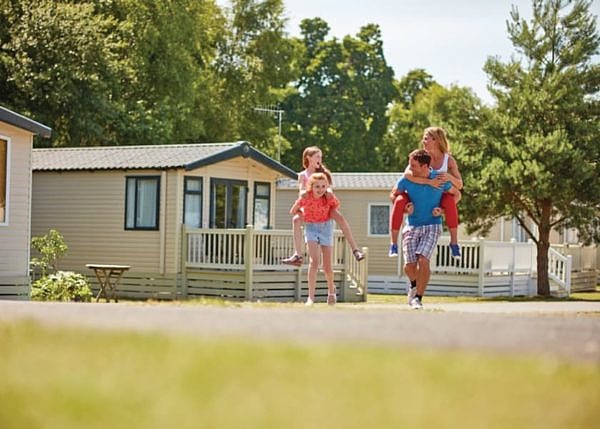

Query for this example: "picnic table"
[86,264,131,302]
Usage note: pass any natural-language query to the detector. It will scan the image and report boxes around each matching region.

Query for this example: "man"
[390,149,458,309]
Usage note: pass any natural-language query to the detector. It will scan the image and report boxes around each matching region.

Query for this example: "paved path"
[1,300,599,363]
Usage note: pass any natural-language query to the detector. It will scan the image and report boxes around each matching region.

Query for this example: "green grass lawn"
[0,321,598,429]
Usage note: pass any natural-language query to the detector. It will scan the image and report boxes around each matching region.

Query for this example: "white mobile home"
[0,106,51,299]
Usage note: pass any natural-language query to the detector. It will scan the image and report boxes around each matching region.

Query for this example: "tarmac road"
[1,300,599,363]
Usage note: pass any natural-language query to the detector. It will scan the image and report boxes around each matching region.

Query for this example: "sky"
[280,0,600,105]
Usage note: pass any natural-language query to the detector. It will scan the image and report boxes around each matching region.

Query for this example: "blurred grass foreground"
[0,321,598,429]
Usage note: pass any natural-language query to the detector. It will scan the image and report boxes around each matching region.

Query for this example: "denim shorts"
[304,220,334,246]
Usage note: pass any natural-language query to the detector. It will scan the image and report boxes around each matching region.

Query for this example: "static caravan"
[0,106,51,299]
[31,142,307,300]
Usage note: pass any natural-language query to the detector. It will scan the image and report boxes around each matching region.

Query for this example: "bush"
[31,271,93,302]
[31,229,68,277]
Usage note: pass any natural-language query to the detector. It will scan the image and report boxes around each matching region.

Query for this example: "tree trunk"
[536,238,550,296]
[536,212,552,297]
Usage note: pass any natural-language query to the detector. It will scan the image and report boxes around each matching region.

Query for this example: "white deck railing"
[550,244,596,272]
[182,226,583,298]
[430,238,536,275]
[429,238,577,296]
[184,226,347,270]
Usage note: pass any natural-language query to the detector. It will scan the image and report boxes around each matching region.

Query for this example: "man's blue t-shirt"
[396,171,452,227]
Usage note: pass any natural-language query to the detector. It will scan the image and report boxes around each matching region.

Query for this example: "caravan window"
[210,178,247,228]
[253,182,271,229]
[368,203,390,236]
[183,177,203,228]
[125,176,160,230]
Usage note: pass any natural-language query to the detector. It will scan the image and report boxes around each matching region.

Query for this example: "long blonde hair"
[424,126,450,154]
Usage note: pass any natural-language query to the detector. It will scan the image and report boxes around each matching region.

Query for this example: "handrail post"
[360,246,368,301]
[244,225,254,300]
[340,236,350,302]
[510,238,516,297]
[565,255,572,296]
[477,238,485,296]
[180,224,188,299]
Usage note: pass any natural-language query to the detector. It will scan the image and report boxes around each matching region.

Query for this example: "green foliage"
[282,19,397,171]
[197,0,298,158]
[31,229,68,277]
[31,271,93,302]
[0,0,222,147]
[396,69,435,109]
[465,0,600,295]
[382,82,488,171]
[0,0,129,146]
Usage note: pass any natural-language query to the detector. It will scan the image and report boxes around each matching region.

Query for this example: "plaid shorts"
[402,224,442,263]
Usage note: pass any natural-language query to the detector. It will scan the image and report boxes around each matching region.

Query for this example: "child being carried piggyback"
[289,171,339,306]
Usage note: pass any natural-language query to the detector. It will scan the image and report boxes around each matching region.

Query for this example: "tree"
[382,81,487,171]
[282,19,397,171]
[0,0,130,146]
[396,68,435,109]
[198,0,299,158]
[465,0,600,296]
[0,0,221,147]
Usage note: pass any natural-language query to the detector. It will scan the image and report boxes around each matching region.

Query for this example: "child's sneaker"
[353,249,365,261]
[305,297,314,306]
[327,293,337,306]
[388,243,398,258]
[282,254,303,266]
[449,243,461,260]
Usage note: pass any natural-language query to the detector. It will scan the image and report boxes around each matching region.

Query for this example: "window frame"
[367,202,391,237]
[183,176,203,228]
[124,175,161,231]
[209,178,248,229]
[0,135,10,226]
[252,181,271,230]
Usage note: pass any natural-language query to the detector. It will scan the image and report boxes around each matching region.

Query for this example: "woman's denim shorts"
[304,220,334,246]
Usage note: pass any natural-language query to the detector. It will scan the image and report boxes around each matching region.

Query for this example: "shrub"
[31,271,93,302]
[31,229,68,277]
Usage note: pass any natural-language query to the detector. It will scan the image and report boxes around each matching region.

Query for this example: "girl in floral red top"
[282,146,364,267]
[289,172,339,305]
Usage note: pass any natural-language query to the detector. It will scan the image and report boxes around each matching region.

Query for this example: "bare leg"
[321,245,336,305]
[404,262,417,281]
[330,209,363,260]
[415,255,430,296]
[306,240,320,302]
[330,209,357,250]
[292,213,304,256]
[283,213,304,265]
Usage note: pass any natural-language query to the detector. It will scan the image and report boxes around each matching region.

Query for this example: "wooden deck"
[369,238,596,297]
[15,228,597,302]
